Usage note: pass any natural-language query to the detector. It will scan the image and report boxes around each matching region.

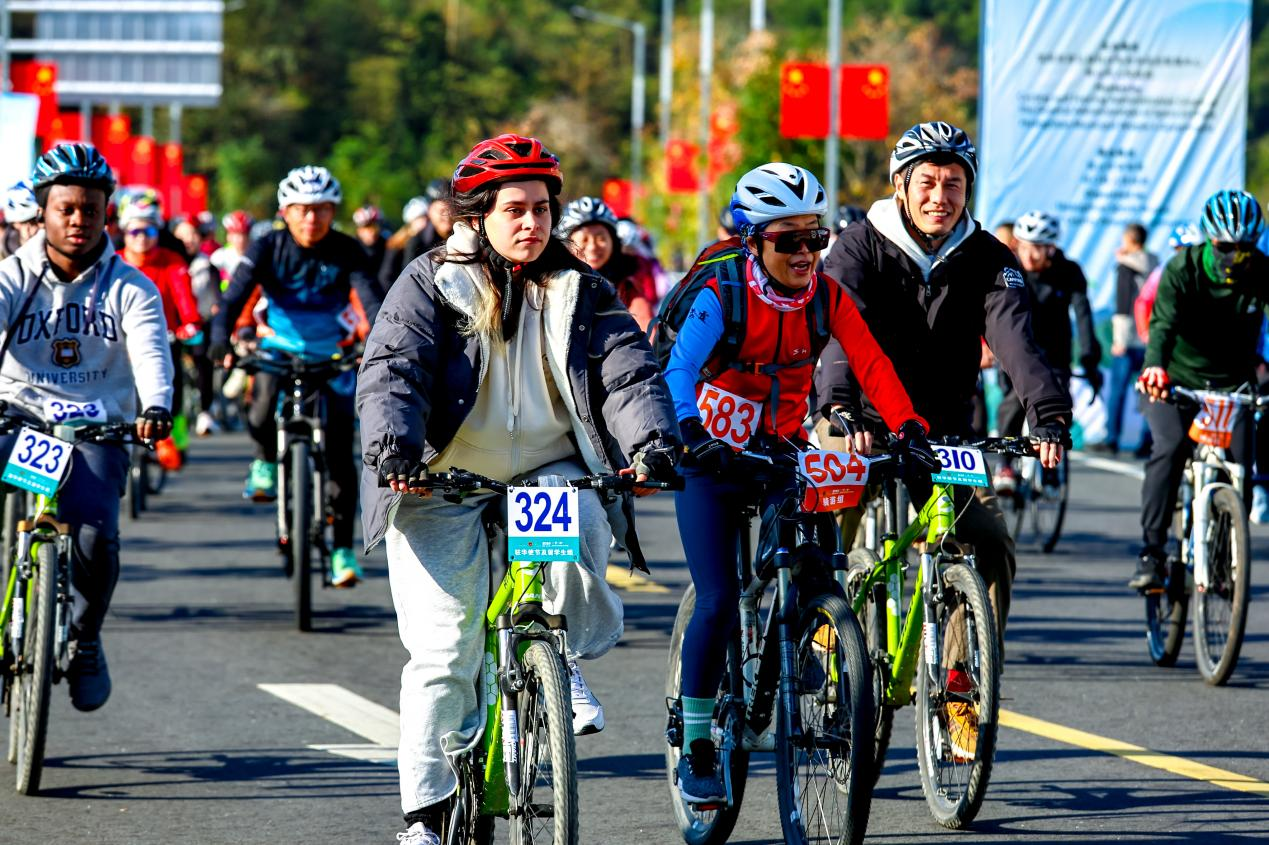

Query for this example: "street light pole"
[825,0,842,213]
[751,0,765,33]
[697,0,713,251]
[659,0,672,152]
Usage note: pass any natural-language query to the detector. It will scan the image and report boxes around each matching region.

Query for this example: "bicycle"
[664,443,874,845]
[395,467,675,845]
[0,414,138,794]
[1004,442,1068,554]
[238,350,358,632]
[844,435,1035,829]
[126,437,165,521]
[1144,384,1263,686]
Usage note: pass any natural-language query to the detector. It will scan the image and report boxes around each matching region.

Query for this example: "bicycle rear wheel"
[14,543,57,794]
[1031,460,1069,554]
[664,584,748,845]
[289,440,313,632]
[845,550,893,786]
[775,592,874,845]
[1193,486,1250,686]
[1146,511,1188,667]
[511,640,577,845]
[914,562,999,830]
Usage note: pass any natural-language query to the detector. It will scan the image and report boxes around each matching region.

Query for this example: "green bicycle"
[845,435,1036,829]
[0,415,139,795]
[397,467,675,845]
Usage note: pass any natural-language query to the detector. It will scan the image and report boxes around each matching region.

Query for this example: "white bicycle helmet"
[557,196,619,239]
[277,165,342,207]
[1167,223,1202,250]
[730,163,827,231]
[3,181,39,224]
[402,195,429,225]
[889,121,977,184]
[1013,210,1060,246]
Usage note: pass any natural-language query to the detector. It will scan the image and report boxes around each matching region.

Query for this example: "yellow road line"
[1001,708,1269,796]
[605,565,670,594]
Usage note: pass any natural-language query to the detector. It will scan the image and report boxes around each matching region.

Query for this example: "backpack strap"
[699,251,748,380]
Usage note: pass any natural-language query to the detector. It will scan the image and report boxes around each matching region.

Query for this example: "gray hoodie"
[0,232,173,422]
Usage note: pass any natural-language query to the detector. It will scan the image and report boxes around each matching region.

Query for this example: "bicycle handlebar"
[0,413,139,444]
[1160,383,1269,410]
[378,467,683,495]
[237,351,360,379]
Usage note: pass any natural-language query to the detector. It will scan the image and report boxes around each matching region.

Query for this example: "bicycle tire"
[128,449,146,519]
[914,562,999,830]
[511,640,578,845]
[775,591,874,845]
[664,584,748,845]
[845,551,893,786]
[1032,460,1069,554]
[3,492,20,766]
[14,543,57,795]
[289,440,313,632]
[1193,486,1251,686]
[1146,511,1189,668]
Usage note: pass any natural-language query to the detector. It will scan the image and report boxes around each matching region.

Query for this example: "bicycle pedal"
[691,802,726,811]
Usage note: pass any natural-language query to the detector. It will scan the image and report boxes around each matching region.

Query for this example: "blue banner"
[977,0,1251,313]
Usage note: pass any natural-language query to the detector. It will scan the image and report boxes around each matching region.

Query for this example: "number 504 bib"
[507,486,580,562]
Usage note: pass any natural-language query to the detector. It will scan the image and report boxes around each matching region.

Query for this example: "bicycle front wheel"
[845,550,893,785]
[1193,486,1251,686]
[511,640,577,845]
[775,592,874,845]
[914,562,1000,830]
[128,448,146,519]
[14,543,57,795]
[1031,460,1069,554]
[289,440,313,632]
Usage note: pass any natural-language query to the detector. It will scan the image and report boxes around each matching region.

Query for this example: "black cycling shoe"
[68,637,111,712]
[1128,549,1166,592]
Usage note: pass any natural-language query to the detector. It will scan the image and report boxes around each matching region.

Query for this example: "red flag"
[183,175,209,216]
[159,143,185,215]
[779,63,829,140]
[10,60,59,139]
[92,115,132,174]
[601,179,633,218]
[125,136,158,188]
[43,111,83,150]
[708,104,743,185]
[665,139,699,193]
[839,65,889,141]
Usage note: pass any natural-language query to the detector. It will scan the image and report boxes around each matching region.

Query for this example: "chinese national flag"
[126,136,158,187]
[159,143,184,214]
[10,60,59,138]
[602,179,633,218]
[839,65,889,140]
[92,115,132,173]
[665,139,699,193]
[184,175,209,216]
[44,111,83,150]
[779,63,829,140]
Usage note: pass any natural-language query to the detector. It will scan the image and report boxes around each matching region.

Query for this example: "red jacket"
[122,246,202,331]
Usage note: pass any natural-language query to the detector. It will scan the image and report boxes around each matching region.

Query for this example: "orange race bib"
[697,383,762,450]
[799,450,870,512]
[1188,394,1236,448]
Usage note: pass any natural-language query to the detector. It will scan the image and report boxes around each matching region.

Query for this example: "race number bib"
[697,383,762,450]
[931,446,991,488]
[798,450,870,512]
[2,427,72,496]
[336,303,359,335]
[507,486,580,562]
[43,397,106,426]
[1188,393,1236,448]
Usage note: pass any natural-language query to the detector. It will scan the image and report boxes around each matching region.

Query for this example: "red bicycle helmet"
[222,209,254,235]
[452,134,562,196]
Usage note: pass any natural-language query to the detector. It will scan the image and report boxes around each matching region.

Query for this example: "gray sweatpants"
[386,458,623,814]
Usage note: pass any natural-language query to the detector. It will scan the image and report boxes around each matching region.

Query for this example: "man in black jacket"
[818,121,1072,650]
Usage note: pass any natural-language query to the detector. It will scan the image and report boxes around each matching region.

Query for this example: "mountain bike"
[844,435,1035,829]
[397,467,676,845]
[0,415,138,794]
[126,438,165,521]
[1145,385,1264,686]
[1005,447,1068,554]
[664,443,874,845]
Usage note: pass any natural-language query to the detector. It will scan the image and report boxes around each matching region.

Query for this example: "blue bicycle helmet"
[32,143,116,195]
[1200,190,1265,244]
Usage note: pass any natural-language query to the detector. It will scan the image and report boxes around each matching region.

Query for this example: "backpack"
[649,240,831,380]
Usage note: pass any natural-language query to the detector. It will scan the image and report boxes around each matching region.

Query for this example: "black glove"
[895,418,940,475]
[378,456,430,488]
[209,340,232,365]
[1081,357,1103,397]
[631,443,679,482]
[138,406,173,441]
[679,418,732,473]
[1030,419,1073,449]
[826,405,862,439]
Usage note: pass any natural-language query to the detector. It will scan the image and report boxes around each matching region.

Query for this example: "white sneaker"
[1253,487,1269,525]
[568,660,604,735]
[195,411,219,437]
[396,822,440,845]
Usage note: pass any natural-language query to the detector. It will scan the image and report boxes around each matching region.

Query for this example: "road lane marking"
[310,743,397,763]
[259,683,399,747]
[1001,708,1269,795]
[606,564,670,593]
[1069,452,1145,480]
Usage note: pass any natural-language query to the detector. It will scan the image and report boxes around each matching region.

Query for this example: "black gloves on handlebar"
[139,406,173,441]
[378,456,430,488]
[1030,419,1073,449]
[679,418,732,474]
[827,405,862,439]
[631,441,679,482]
[896,418,941,478]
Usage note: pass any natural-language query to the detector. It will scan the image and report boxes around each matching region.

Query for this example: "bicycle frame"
[0,487,71,667]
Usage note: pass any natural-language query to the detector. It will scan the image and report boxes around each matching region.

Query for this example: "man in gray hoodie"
[1100,223,1158,454]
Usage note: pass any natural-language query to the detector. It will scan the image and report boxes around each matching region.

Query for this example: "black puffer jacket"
[817,212,1070,438]
[1021,249,1100,378]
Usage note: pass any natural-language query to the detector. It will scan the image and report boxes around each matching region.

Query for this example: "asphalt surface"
[3,431,1269,844]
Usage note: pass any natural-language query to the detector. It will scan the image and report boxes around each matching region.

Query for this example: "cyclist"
[210,210,254,287]
[716,204,738,241]
[353,204,387,278]
[1,181,41,259]
[818,121,1071,669]
[211,165,383,589]
[558,196,655,330]
[665,162,935,803]
[378,194,431,295]
[357,134,679,844]
[1132,190,1269,590]
[993,210,1100,491]
[0,143,174,711]
[118,201,202,471]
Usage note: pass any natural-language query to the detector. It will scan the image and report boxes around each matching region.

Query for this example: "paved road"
[3,432,1269,844]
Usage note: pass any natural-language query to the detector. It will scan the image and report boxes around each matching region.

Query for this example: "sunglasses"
[125,226,159,239]
[758,227,831,254]
[1212,241,1255,253]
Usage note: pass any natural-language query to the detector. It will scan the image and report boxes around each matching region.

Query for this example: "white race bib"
[507,486,580,562]
[43,397,106,426]
[798,450,870,512]
[697,383,763,450]
[2,427,72,496]
[931,445,991,488]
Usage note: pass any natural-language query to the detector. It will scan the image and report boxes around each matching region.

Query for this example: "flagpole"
[825,0,841,211]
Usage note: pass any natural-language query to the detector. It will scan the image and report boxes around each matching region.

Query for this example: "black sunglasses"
[758,227,831,254]
[1212,241,1256,253]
